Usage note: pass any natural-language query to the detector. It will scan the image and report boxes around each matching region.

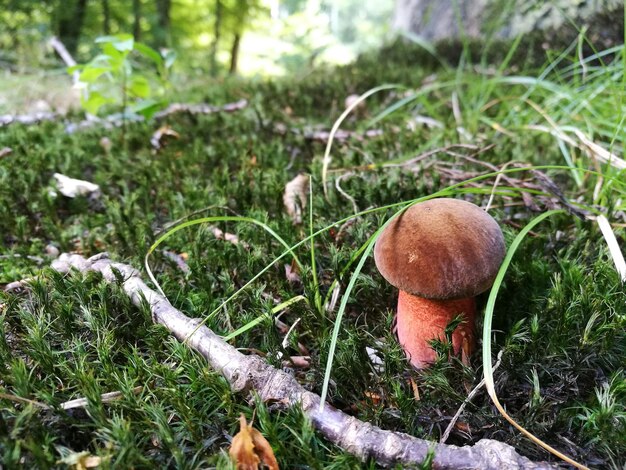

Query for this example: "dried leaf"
[283,174,309,225]
[99,137,112,154]
[249,427,278,470]
[229,415,258,470]
[364,390,382,405]
[211,226,250,249]
[53,173,100,198]
[344,94,366,117]
[58,450,102,470]
[150,124,180,150]
[229,414,279,470]
[284,259,301,284]
[408,115,443,130]
[409,377,420,401]
[521,192,540,212]
[162,250,190,274]
[596,215,626,282]
[0,147,12,158]
[365,346,384,373]
[81,456,102,469]
[574,129,626,170]
[281,355,310,369]
[455,421,471,434]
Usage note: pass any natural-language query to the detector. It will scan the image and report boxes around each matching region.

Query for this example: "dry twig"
[440,351,504,444]
[38,252,554,469]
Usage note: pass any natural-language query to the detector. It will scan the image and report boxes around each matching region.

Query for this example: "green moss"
[1,39,625,468]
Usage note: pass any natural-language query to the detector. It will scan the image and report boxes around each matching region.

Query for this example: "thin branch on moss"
[0,112,58,127]
[153,99,248,119]
[273,123,385,143]
[440,351,504,444]
[0,100,248,130]
[42,252,555,469]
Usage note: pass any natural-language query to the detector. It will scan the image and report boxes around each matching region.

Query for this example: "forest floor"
[1,40,625,469]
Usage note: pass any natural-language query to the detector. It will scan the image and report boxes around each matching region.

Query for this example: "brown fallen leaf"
[283,174,309,225]
[162,250,191,274]
[409,377,420,401]
[57,450,102,470]
[99,137,112,154]
[53,173,100,198]
[281,355,310,369]
[229,414,279,470]
[284,259,301,284]
[364,390,382,406]
[150,124,180,150]
[455,421,471,434]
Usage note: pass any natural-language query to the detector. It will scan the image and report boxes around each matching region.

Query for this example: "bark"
[45,252,557,469]
[229,33,241,75]
[102,0,111,34]
[133,0,141,41]
[210,0,223,76]
[392,0,489,41]
[49,36,80,85]
[56,0,89,55]
[155,0,172,48]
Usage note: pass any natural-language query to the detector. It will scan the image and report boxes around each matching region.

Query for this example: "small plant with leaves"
[69,34,176,120]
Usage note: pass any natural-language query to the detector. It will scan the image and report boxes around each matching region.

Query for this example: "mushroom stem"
[396,290,476,369]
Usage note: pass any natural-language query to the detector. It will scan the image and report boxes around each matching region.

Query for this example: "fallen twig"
[153,99,248,119]
[527,125,626,171]
[40,252,554,469]
[440,351,504,444]
[0,112,58,127]
[49,36,79,85]
[335,171,360,214]
[60,386,143,410]
[65,100,248,133]
[1,100,248,131]
[3,277,38,293]
[0,386,142,411]
[273,123,385,143]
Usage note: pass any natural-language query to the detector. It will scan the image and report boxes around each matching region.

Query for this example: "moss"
[1,39,625,467]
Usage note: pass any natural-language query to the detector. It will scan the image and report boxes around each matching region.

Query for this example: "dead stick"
[440,351,504,444]
[153,99,248,120]
[47,252,554,469]
[49,36,79,85]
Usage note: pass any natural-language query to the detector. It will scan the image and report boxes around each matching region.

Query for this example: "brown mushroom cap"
[374,198,505,299]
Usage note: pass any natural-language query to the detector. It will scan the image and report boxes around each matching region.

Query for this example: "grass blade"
[482,209,589,469]
[322,84,399,199]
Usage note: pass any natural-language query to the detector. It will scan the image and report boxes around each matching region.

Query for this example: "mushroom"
[374,198,505,368]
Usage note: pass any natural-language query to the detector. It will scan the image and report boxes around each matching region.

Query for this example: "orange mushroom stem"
[374,198,505,369]
[396,290,476,368]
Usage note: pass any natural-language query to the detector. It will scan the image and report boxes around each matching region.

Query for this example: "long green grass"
[1,33,625,468]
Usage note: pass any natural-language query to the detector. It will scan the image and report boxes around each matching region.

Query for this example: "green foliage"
[1,35,626,468]
[69,34,175,118]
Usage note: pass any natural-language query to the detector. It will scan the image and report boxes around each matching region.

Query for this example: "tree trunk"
[102,0,110,34]
[156,0,172,48]
[133,0,141,41]
[57,0,89,55]
[210,0,223,76]
[392,0,489,41]
[229,33,241,75]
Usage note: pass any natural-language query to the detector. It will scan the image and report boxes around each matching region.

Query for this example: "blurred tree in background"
[0,0,392,76]
[0,0,622,77]
[393,0,623,45]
